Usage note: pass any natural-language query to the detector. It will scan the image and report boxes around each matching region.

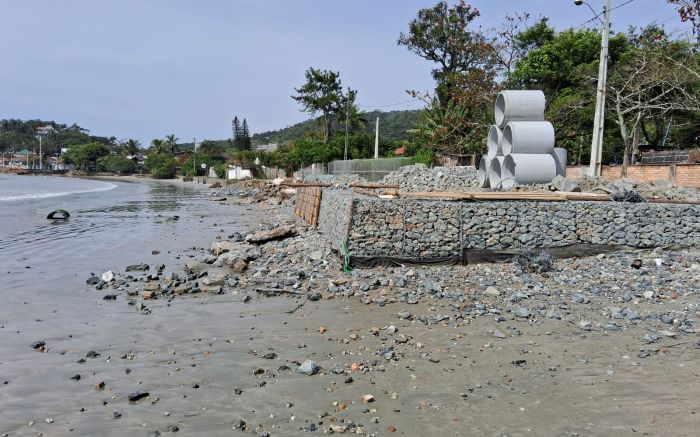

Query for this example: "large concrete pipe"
[487,125,502,158]
[553,147,568,177]
[502,121,555,155]
[494,90,546,128]
[478,156,492,188]
[502,154,557,187]
[488,156,506,189]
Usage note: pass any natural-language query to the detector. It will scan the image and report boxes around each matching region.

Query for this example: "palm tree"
[123,139,141,157]
[346,104,368,131]
[164,134,179,153]
[150,138,166,154]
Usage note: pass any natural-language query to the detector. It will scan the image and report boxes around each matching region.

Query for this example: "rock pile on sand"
[382,164,480,192]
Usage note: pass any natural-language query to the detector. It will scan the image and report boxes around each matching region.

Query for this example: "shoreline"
[84,174,216,191]
[2,178,700,436]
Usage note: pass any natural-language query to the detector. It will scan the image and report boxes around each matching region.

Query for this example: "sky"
[0,0,692,146]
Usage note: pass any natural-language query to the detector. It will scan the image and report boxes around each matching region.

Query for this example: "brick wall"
[566,164,700,188]
[675,165,700,188]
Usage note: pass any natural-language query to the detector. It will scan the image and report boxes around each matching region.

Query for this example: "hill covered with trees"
[0,119,117,156]
[251,109,422,146]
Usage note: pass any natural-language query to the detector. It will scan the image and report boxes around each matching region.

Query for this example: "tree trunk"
[617,97,631,177]
[631,125,640,165]
[322,114,331,144]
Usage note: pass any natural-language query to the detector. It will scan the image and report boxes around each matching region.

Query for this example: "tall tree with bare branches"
[608,38,700,173]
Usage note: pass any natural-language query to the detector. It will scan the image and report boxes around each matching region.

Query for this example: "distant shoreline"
[83,173,215,192]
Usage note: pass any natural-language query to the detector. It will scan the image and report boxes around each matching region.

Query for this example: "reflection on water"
[0,181,209,254]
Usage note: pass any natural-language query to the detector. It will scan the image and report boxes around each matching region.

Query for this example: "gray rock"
[423,278,441,294]
[571,294,590,304]
[550,175,581,193]
[298,360,320,375]
[515,307,531,319]
[397,310,412,320]
[643,334,660,343]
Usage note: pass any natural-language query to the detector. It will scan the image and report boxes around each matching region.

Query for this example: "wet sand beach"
[1,175,700,436]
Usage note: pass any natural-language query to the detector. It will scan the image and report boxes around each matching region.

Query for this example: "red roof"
[394,147,406,156]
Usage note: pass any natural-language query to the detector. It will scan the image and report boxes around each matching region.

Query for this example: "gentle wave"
[0,182,118,202]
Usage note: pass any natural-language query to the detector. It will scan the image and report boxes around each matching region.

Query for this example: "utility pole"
[38,135,43,170]
[374,117,379,159]
[344,89,350,161]
[588,0,610,177]
[193,137,196,176]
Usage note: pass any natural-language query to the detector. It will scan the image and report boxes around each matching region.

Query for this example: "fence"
[327,157,414,182]
[294,186,323,227]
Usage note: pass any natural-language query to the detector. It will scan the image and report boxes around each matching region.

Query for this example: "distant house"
[394,146,406,156]
[49,156,74,171]
[36,125,54,136]
[256,143,278,152]
[10,149,35,169]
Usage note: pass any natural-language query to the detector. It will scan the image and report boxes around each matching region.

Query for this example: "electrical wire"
[574,0,639,29]
[358,99,417,109]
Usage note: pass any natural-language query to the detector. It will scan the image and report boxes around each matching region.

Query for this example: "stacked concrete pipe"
[480,90,564,188]
[488,156,507,189]
[478,156,492,188]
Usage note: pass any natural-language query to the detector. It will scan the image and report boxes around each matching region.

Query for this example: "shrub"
[411,148,433,166]
[97,155,138,174]
[213,163,228,179]
[145,153,177,179]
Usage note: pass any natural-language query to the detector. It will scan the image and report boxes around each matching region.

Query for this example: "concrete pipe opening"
[478,156,492,188]
[502,121,555,155]
[553,147,568,177]
[487,125,502,158]
[488,156,506,189]
[501,156,516,189]
[494,90,546,128]
[503,154,557,186]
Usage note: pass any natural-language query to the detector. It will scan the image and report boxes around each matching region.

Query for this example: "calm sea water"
[0,173,228,323]
[0,175,266,435]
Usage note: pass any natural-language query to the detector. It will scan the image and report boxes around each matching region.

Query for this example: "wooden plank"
[352,187,382,198]
[469,192,566,201]
[398,191,474,200]
[282,182,332,188]
[350,182,400,189]
[561,192,611,201]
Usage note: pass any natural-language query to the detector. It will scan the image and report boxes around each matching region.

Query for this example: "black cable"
[574,0,639,29]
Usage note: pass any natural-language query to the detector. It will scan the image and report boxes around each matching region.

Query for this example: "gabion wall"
[318,191,700,259]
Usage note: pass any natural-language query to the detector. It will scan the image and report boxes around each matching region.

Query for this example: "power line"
[609,0,637,13]
[574,0,638,29]
[358,99,418,109]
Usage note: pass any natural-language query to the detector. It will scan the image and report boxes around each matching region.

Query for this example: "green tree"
[123,139,141,157]
[145,153,177,179]
[241,119,252,151]
[198,140,226,159]
[398,1,498,155]
[164,134,179,153]
[97,155,138,174]
[338,89,367,132]
[61,142,110,172]
[511,26,630,163]
[232,116,243,150]
[150,138,166,154]
[292,67,353,144]
[398,0,492,105]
